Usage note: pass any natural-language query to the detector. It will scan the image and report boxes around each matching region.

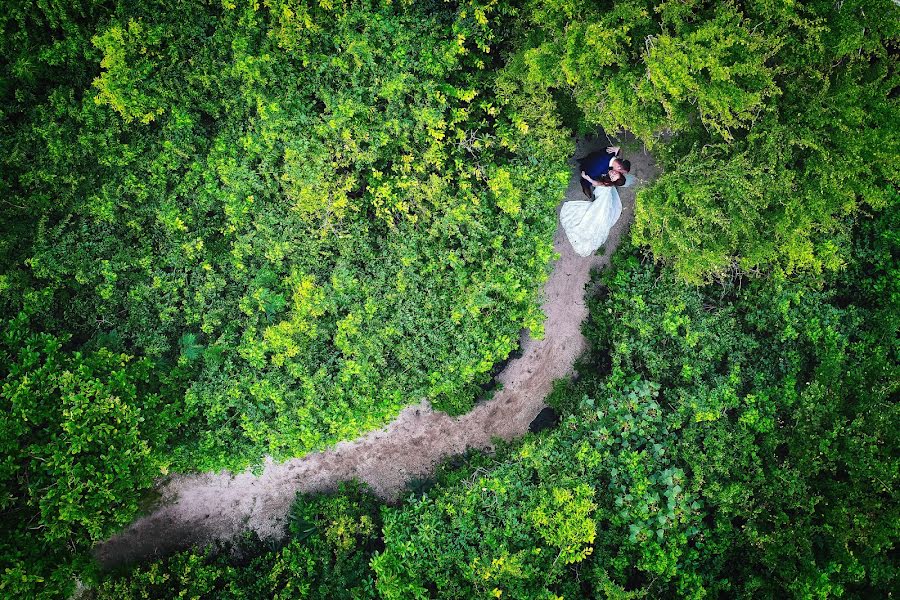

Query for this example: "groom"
[579,146,631,198]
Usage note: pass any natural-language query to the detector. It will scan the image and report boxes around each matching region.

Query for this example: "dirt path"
[95,136,657,569]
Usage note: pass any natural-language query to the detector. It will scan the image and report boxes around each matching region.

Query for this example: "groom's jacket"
[579,150,616,179]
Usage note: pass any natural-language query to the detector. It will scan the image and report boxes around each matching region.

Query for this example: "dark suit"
[578,150,617,198]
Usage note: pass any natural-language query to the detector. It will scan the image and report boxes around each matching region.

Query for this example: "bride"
[560,169,626,257]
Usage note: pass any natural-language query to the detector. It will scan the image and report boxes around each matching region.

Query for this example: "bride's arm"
[581,171,602,187]
[582,171,612,187]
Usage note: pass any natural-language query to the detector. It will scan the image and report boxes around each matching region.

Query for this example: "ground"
[94,134,658,569]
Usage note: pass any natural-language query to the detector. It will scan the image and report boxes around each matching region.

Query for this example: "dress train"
[560,185,622,257]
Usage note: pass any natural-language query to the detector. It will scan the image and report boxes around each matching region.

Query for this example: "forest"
[0,0,896,598]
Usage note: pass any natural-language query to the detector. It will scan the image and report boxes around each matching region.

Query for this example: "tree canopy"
[0,0,896,597]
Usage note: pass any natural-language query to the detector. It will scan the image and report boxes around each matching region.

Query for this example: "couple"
[561,146,633,257]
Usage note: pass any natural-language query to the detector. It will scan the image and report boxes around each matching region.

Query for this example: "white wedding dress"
[560,185,622,257]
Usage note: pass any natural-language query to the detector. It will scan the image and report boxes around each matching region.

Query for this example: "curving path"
[95,136,656,569]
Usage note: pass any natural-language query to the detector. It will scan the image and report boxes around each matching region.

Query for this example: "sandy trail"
[95,136,656,569]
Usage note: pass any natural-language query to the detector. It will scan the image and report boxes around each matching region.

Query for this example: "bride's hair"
[598,174,627,187]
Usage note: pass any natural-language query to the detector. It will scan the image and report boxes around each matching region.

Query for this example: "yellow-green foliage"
[1,0,571,595]
[515,0,898,280]
[92,19,167,123]
[529,484,597,564]
[1,0,896,597]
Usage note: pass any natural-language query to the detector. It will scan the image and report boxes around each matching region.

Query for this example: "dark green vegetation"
[94,482,384,599]
[92,214,898,598]
[377,216,898,598]
[1,0,896,598]
[2,0,566,594]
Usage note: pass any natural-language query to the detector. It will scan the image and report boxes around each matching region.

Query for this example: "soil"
[94,134,657,569]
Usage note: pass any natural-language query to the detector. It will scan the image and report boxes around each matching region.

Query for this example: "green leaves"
[2,1,897,597]
[0,313,178,597]
[582,220,899,596]
[1,323,162,544]
[94,482,382,599]
[179,333,204,361]
[4,0,573,478]
[369,379,700,597]
[3,8,577,593]
[92,19,169,124]
[529,484,597,564]
[515,0,898,282]
[644,3,780,140]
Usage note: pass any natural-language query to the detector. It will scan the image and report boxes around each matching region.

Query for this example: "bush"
[92,482,382,599]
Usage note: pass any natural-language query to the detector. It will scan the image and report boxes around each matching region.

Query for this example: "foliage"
[369,199,898,597]
[3,0,569,474]
[372,379,705,599]
[93,207,898,597]
[1,1,568,594]
[0,313,177,599]
[590,223,898,596]
[90,481,382,599]
[514,0,899,282]
[1,0,897,597]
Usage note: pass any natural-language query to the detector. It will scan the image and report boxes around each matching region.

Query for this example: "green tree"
[514,0,899,281]
[0,314,179,598]
[93,482,382,599]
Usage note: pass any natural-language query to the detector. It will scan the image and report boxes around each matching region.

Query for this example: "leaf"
[179,333,204,361]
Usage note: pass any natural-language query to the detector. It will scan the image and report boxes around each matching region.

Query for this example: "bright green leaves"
[487,167,522,216]
[0,313,177,597]
[514,0,659,137]
[524,0,783,141]
[633,122,877,282]
[39,363,156,541]
[92,19,168,124]
[635,0,896,279]
[0,320,164,545]
[633,146,774,282]
[644,3,779,140]
[529,484,597,564]
[265,0,330,53]
[265,272,326,342]
[282,143,356,233]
